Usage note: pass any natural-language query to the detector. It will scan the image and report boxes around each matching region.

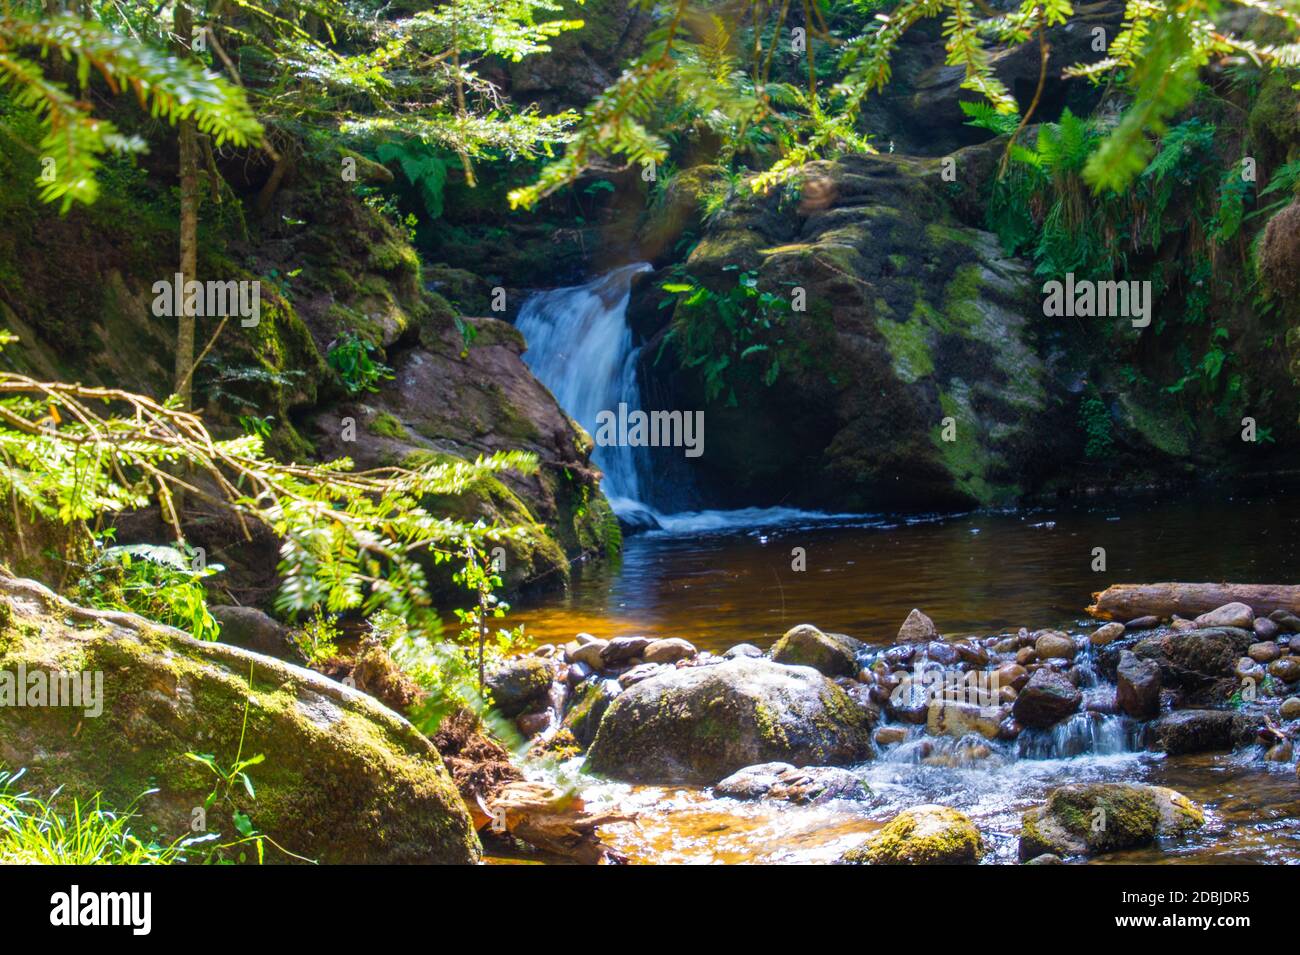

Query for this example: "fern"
[374,140,449,219]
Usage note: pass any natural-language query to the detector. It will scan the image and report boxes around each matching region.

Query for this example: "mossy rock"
[769,624,864,678]
[1018,782,1204,860]
[841,804,984,865]
[0,574,479,864]
[585,657,876,784]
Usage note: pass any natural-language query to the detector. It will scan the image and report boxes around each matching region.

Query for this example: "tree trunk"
[1088,583,1300,621]
[174,2,200,410]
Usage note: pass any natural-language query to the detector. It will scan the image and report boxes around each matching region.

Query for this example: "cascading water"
[515,263,657,522]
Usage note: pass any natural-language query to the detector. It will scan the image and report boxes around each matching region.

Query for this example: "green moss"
[845,806,983,865]
[369,412,406,439]
[876,316,935,383]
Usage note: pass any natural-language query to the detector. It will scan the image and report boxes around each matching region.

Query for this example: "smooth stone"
[770,623,864,677]
[1269,657,1300,682]
[723,643,764,659]
[1034,631,1076,660]
[1249,641,1282,663]
[643,637,698,664]
[1090,622,1125,646]
[600,636,654,665]
[874,726,908,746]
[1269,609,1300,633]
[996,662,1029,691]
[1254,617,1281,641]
[1194,602,1255,629]
[955,641,990,667]
[1016,646,1038,666]
[1125,616,1161,630]
[1280,696,1300,720]
[569,639,609,669]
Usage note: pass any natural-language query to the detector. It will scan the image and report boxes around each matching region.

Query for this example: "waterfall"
[516,263,659,521]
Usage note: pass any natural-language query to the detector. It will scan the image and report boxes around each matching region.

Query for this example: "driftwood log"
[1087,583,1300,621]
[481,781,634,865]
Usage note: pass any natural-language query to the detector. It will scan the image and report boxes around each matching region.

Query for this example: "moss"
[369,412,406,440]
[876,316,935,383]
[844,805,983,865]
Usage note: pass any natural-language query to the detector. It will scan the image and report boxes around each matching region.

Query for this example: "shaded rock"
[643,637,698,664]
[723,643,764,660]
[618,662,664,688]
[1269,656,1300,683]
[1116,650,1161,720]
[1269,609,1300,633]
[210,605,299,660]
[585,658,876,784]
[516,711,551,737]
[1249,641,1282,663]
[842,805,983,865]
[561,678,619,749]
[1132,627,1254,701]
[898,609,939,643]
[770,623,863,677]
[1125,615,1161,630]
[601,636,654,666]
[1019,783,1203,860]
[716,762,868,803]
[485,655,554,719]
[1147,709,1255,755]
[1012,668,1082,728]
[1024,853,1063,865]
[1254,617,1280,641]
[1280,696,1300,720]
[1195,602,1254,629]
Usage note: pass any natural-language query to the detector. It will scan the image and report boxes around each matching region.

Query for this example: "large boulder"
[1012,669,1082,728]
[485,655,555,718]
[1130,627,1255,701]
[1019,783,1204,859]
[585,658,876,784]
[841,805,984,865]
[561,678,619,748]
[769,624,864,677]
[0,574,479,864]
[1146,709,1256,755]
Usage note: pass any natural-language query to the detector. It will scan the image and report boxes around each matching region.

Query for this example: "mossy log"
[1088,583,1300,621]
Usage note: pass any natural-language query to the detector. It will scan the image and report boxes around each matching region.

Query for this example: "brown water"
[517,490,1300,865]
[517,491,1300,652]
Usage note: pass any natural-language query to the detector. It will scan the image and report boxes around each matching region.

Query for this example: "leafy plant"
[77,543,223,641]
[289,609,341,667]
[375,140,450,220]
[326,332,395,395]
[1079,389,1114,459]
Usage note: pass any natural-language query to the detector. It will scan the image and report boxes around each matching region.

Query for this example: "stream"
[509,270,1300,865]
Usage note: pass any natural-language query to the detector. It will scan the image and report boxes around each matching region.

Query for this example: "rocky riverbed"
[490,597,1300,864]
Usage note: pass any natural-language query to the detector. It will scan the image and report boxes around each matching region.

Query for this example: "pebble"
[1249,641,1281,664]
[1090,622,1125,646]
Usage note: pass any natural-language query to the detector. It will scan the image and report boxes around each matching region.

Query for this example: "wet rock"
[1236,657,1265,681]
[210,605,299,660]
[996,662,1029,690]
[1016,646,1038,666]
[568,639,609,670]
[601,636,654,666]
[999,685,1018,704]
[1249,641,1282,664]
[585,658,876,784]
[1034,631,1076,660]
[1269,657,1300,683]
[955,641,989,667]
[1024,853,1063,865]
[567,662,592,685]
[486,656,554,718]
[561,678,619,748]
[1131,627,1255,702]
[874,726,908,746]
[516,711,551,737]
[1280,696,1300,720]
[993,637,1019,654]
[1254,617,1280,641]
[716,762,869,803]
[997,717,1022,741]
[841,805,983,865]
[643,637,698,665]
[723,643,764,660]
[1269,609,1300,633]
[1012,668,1082,728]
[1265,741,1294,762]
[770,623,864,678]
[1019,783,1203,860]
[1125,615,1161,630]
[884,680,931,724]
[1116,650,1161,720]
[1195,602,1255,629]
[1147,709,1255,755]
[927,699,1001,740]
[898,609,939,643]
[618,662,664,688]
[1090,622,1125,646]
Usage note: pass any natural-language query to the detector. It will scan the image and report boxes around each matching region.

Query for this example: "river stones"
[1269,609,1300,633]
[1254,617,1280,641]
[1116,649,1162,720]
[485,655,555,718]
[642,637,698,664]
[770,623,864,677]
[841,805,984,865]
[601,635,654,665]
[897,608,939,643]
[723,643,764,659]
[0,574,479,864]
[1281,696,1300,720]
[1146,709,1256,755]
[874,726,908,746]
[1034,630,1076,660]
[1194,602,1255,629]
[1012,668,1082,728]
[585,657,876,784]
[716,762,869,804]
[996,662,1029,690]
[1249,641,1282,663]
[1269,656,1300,683]
[618,662,664,687]
[1089,622,1125,646]
[1019,783,1204,860]
[1130,627,1255,702]
[568,639,608,669]
[927,699,1001,740]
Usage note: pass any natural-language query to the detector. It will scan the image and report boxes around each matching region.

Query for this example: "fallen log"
[482,781,634,865]
[1087,583,1300,622]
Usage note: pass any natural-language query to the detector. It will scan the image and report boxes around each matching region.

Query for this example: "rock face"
[636,152,1067,512]
[585,658,876,784]
[842,805,984,865]
[1019,783,1204,859]
[1116,650,1162,719]
[769,624,864,677]
[1147,709,1256,755]
[1012,669,1082,728]
[485,656,554,718]
[0,574,479,864]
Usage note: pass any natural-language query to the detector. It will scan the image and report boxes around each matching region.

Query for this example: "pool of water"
[516,491,1300,653]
